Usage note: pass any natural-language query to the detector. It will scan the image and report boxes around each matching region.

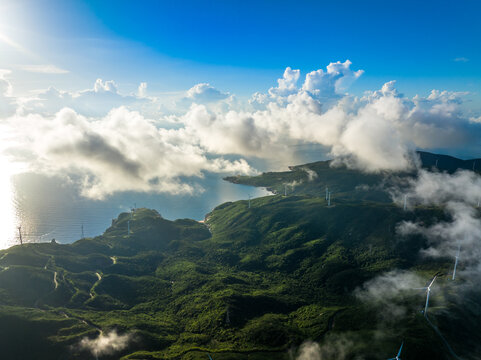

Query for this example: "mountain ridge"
[0,153,480,359]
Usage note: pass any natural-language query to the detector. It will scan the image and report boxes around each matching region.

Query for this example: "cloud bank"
[394,170,481,271]
[2,106,255,199]
[1,60,480,199]
[355,168,481,333]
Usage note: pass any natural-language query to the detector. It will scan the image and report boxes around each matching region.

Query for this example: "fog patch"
[294,334,365,360]
[300,167,318,181]
[77,330,136,358]
[392,169,481,275]
[355,270,424,322]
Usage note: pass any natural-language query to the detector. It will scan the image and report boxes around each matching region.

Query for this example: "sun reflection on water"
[0,157,19,249]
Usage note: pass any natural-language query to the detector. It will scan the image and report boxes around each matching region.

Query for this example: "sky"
[0,0,480,200]
[1,0,480,98]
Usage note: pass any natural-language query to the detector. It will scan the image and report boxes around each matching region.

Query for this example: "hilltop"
[0,152,480,359]
[224,151,481,199]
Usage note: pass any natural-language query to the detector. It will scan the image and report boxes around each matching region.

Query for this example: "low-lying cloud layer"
[294,334,365,360]
[355,167,481,344]
[77,330,135,358]
[1,107,254,199]
[355,270,425,321]
[1,60,480,199]
[395,170,481,271]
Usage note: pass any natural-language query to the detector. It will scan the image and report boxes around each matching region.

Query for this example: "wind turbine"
[415,276,437,317]
[452,242,461,280]
[284,184,287,196]
[387,341,403,360]
[403,195,407,211]
[18,226,23,245]
[328,191,331,207]
[325,187,329,200]
[225,307,231,324]
[248,194,251,209]
[128,210,133,236]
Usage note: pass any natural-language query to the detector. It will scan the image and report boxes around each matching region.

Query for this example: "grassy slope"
[0,155,480,359]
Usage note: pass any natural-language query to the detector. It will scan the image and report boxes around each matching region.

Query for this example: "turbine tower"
[387,341,403,360]
[325,187,329,200]
[248,194,251,209]
[452,242,461,280]
[403,195,407,211]
[328,191,331,207]
[17,226,23,245]
[81,224,85,240]
[128,210,133,236]
[415,276,437,317]
[225,307,231,324]
[284,184,287,196]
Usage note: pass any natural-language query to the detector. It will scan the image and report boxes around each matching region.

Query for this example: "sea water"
[1,172,271,249]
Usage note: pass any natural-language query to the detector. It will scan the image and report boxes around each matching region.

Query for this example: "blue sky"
[1,0,480,101]
[1,0,481,202]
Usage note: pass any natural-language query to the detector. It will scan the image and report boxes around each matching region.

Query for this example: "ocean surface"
[1,172,271,249]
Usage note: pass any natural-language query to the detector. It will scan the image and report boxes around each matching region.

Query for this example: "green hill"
[224,151,481,200]
[0,154,480,359]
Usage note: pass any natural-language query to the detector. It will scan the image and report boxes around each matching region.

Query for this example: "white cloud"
[2,106,256,199]
[18,64,69,74]
[295,335,360,360]
[93,78,118,93]
[177,69,474,172]
[1,60,480,199]
[0,70,16,117]
[19,78,151,117]
[392,170,481,269]
[453,57,469,62]
[296,341,321,360]
[268,67,300,98]
[138,82,147,97]
[391,169,481,208]
[356,270,423,305]
[185,83,229,103]
[77,330,135,357]
[469,115,481,124]
[303,60,363,99]
[355,270,430,329]
[181,104,275,157]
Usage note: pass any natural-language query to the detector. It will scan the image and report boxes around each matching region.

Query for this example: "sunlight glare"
[0,156,19,249]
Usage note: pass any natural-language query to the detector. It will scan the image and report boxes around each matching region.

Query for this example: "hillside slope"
[224,151,481,200]
[0,154,480,359]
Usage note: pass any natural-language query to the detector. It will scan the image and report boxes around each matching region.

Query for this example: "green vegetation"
[0,154,480,359]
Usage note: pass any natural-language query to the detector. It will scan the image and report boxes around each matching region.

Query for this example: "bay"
[2,172,270,249]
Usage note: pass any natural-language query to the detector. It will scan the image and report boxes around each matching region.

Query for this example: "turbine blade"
[397,342,403,357]
[424,289,431,315]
